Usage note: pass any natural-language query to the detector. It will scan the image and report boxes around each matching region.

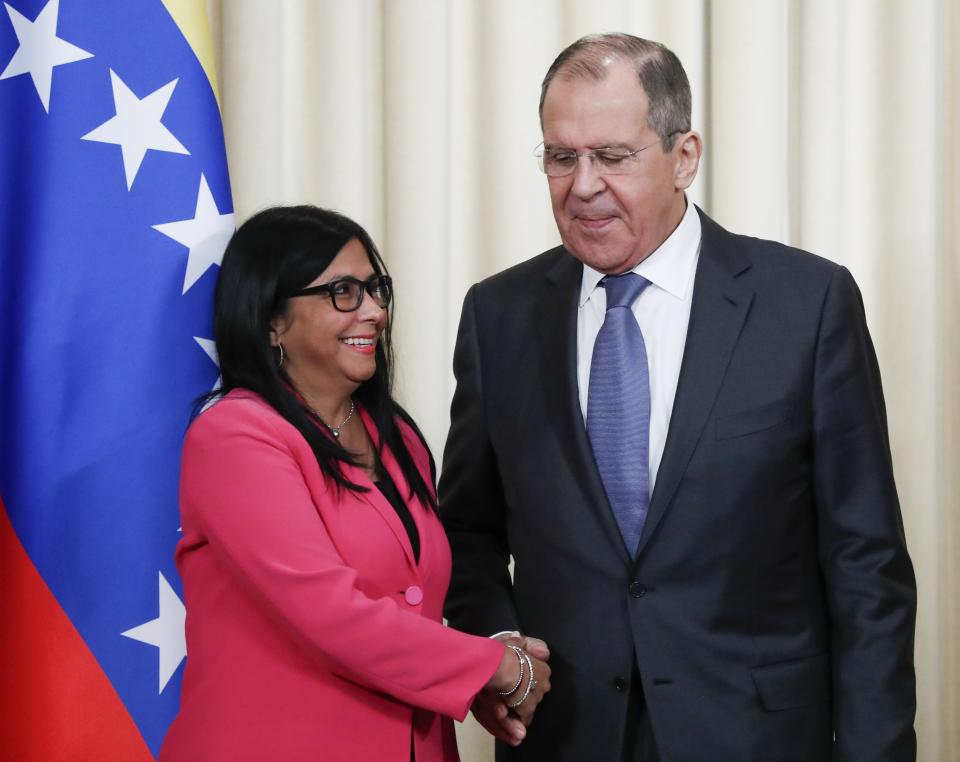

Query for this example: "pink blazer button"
[404,585,423,605]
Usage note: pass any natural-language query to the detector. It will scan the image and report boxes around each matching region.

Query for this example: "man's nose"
[570,155,605,199]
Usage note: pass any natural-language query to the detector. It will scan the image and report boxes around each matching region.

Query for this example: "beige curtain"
[208,1,959,758]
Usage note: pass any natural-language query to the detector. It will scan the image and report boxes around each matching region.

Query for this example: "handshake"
[477,633,552,746]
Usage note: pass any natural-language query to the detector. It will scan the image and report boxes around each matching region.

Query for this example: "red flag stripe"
[0,496,153,761]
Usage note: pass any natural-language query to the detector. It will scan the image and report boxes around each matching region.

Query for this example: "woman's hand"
[475,635,552,745]
[498,637,551,726]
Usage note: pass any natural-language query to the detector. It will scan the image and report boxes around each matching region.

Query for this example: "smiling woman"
[271,238,390,445]
[203,207,405,492]
[158,205,550,761]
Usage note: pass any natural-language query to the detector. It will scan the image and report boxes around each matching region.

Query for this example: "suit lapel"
[536,250,631,564]
[349,409,421,572]
[634,211,754,560]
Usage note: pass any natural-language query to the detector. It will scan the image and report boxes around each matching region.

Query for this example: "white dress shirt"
[577,200,701,493]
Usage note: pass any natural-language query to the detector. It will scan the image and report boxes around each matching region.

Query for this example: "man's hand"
[490,631,550,660]
[471,686,528,746]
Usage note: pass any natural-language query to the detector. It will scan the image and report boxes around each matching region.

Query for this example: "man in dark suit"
[440,33,916,761]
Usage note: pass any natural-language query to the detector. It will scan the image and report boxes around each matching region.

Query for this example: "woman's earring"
[277,342,285,368]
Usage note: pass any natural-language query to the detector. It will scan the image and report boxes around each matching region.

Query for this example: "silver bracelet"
[507,650,536,708]
[497,645,525,696]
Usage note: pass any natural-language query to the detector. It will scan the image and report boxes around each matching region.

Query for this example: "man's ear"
[674,131,702,191]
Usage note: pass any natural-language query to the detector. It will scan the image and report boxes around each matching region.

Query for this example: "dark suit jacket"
[440,208,916,761]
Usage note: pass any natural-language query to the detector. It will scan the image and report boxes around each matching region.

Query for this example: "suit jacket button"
[404,585,424,605]
[614,677,627,692]
[629,581,646,598]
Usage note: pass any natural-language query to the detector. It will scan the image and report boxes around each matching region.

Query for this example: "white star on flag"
[153,174,235,294]
[0,0,93,112]
[194,336,218,368]
[194,336,221,393]
[121,571,186,694]
[81,69,189,189]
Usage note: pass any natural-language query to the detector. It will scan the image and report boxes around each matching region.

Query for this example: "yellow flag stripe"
[160,0,220,107]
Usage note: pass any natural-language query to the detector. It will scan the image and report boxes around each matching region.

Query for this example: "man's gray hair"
[539,33,692,151]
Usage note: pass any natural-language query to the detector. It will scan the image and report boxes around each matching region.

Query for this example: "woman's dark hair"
[199,204,436,510]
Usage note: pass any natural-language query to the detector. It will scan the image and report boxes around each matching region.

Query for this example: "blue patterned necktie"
[587,273,652,555]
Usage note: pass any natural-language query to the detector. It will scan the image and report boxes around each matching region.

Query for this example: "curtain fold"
[209,2,958,758]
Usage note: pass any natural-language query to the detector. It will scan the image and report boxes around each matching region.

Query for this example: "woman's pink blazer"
[160,390,503,761]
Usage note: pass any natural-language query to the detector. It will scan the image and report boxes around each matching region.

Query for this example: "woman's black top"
[374,469,420,562]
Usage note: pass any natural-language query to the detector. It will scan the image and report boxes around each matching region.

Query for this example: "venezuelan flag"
[0,0,232,756]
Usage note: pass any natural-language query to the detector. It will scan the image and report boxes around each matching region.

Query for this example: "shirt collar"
[578,199,702,307]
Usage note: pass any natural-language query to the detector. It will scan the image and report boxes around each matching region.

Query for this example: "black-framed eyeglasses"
[290,274,393,312]
[534,132,684,177]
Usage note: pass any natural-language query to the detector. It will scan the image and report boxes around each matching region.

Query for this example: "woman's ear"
[269,316,287,347]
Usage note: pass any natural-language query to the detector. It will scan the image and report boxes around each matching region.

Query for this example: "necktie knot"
[603,272,649,310]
